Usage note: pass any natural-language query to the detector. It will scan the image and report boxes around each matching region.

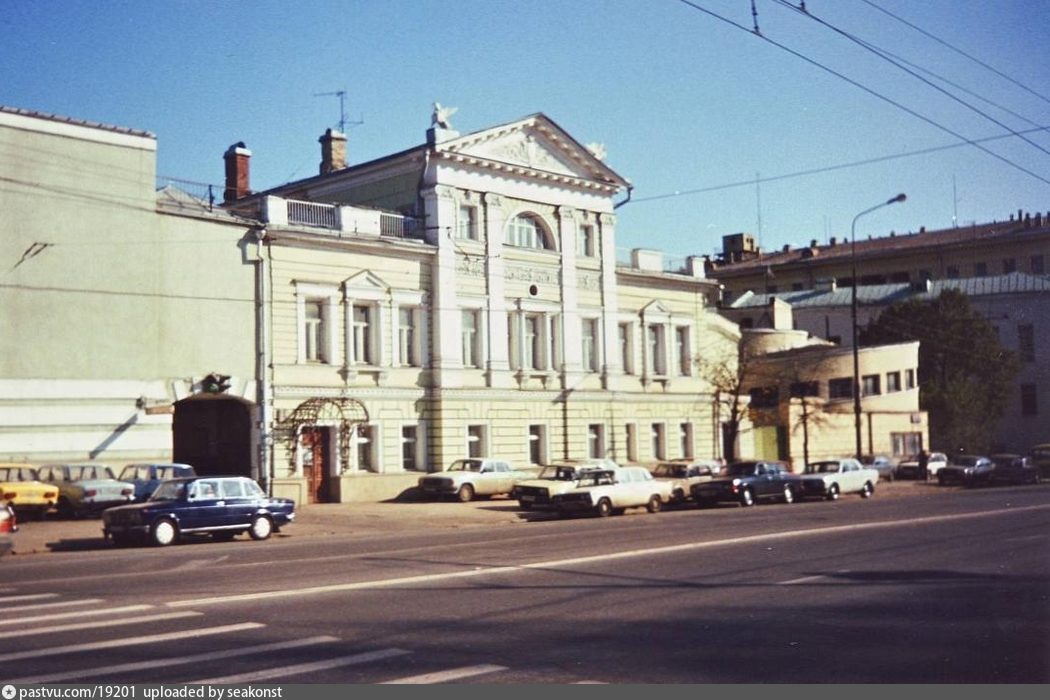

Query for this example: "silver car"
[417,458,528,502]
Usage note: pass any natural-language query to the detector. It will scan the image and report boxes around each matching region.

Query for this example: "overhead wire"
[671,0,1050,186]
[771,0,1050,160]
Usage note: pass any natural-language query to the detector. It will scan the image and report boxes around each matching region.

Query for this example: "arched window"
[505,214,552,250]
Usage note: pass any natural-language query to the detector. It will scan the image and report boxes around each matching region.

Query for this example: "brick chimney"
[319,128,347,174]
[223,142,252,203]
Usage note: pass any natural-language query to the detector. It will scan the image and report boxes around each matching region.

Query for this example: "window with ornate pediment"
[505,214,553,250]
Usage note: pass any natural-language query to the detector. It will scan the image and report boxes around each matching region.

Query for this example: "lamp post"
[851,193,907,459]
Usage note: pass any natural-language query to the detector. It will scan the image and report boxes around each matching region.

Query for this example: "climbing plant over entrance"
[277,397,369,474]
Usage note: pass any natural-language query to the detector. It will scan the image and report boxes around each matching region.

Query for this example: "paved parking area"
[3,479,937,556]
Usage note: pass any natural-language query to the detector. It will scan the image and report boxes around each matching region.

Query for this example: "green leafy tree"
[860,289,1020,453]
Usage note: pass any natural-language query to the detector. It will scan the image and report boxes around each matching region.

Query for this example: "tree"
[695,336,754,463]
[860,289,1020,453]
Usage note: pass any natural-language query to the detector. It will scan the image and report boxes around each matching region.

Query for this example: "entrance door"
[300,427,331,504]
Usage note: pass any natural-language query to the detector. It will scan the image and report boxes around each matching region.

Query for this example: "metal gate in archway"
[277,397,369,502]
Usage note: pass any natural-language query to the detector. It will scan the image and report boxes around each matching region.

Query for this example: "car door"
[753,463,777,499]
[180,479,225,530]
[218,478,254,528]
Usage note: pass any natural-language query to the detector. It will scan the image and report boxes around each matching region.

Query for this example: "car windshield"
[991,456,1020,467]
[447,459,484,472]
[806,462,840,474]
[538,466,581,481]
[653,464,688,478]
[952,456,983,467]
[725,463,759,477]
[149,481,188,501]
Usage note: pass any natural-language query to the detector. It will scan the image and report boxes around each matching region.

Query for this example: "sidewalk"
[3,479,936,557]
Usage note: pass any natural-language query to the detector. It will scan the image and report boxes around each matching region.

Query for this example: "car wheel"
[740,488,755,507]
[456,484,475,503]
[150,518,179,547]
[782,485,795,504]
[826,484,840,501]
[249,515,273,541]
[596,498,613,517]
[646,495,663,513]
[860,482,874,498]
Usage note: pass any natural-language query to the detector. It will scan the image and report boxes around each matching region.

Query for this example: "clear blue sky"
[4,0,1048,260]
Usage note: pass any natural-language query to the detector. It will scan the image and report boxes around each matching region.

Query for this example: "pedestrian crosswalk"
[0,589,598,684]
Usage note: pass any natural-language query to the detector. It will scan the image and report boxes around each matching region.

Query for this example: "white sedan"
[550,467,675,517]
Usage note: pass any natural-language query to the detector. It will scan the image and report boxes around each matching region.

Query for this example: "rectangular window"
[906,369,916,389]
[619,323,634,375]
[581,318,599,372]
[304,300,326,363]
[398,308,419,367]
[1032,254,1045,274]
[352,305,373,365]
[355,424,375,472]
[790,381,819,397]
[891,432,923,458]
[974,262,988,277]
[749,386,779,408]
[679,422,693,459]
[651,423,665,460]
[625,423,637,462]
[457,204,478,240]
[887,371,902,393]
[588,424,605,459]
[946,265,959,279]
[462,310,481,368]
[829,377,853,399]
[1002,258,1017,274]
[401,425,419,471]
[1018,324,1035,363]
[467,425,487,459]
[676,326,691,376]
[862,374,881,396]
[577,224,595,257]
[1021,384,1038,416]
[648,324,666,375]
[528,425,546,465]
[524,314,544,370]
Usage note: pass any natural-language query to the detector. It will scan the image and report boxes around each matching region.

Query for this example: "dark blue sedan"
[102,476,295,547]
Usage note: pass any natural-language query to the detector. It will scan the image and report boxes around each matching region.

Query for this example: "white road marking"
[381,664,508,684]
[0,593,58,604]
[5,611,202,639]
[0,604,155,627]
[0,622,263,664]
[778,575,828,585]
[6,635,339,684]
[191,647,411,684]
[167,504,1050,609]
[0,598,102,613]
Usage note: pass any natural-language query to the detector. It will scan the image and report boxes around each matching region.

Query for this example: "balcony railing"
[273,197,423,239]
[155,177,219,210]
[288,200,338,229]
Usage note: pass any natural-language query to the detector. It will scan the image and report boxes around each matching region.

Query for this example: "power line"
[859,0,1050,107]
[772,0,1050,161]
[631,125,1050,204]
[672,0,1050,187]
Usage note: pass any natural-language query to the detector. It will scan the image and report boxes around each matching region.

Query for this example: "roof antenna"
[751,0,761,34]
[313,89,363,132]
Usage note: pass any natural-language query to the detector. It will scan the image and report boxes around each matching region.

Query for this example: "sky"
[4,0,1049,261]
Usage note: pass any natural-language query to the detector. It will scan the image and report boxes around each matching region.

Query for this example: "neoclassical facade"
[228,112,737,502]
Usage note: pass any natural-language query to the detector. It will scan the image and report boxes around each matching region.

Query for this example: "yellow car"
[0,464,59,520]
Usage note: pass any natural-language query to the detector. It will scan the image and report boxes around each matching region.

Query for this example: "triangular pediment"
[343,270,389,292]
[438,114,629,188]
[641,300,673,317]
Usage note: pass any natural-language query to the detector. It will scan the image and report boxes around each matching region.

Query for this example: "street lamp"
[851,193,907,459]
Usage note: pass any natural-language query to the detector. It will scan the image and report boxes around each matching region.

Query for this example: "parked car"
[896,452,949,480]
[35,463,135,518]
[937,455,995,487]
[692,460,801,507]
[417,458,528,502]
[649,459,723,504]
[102,476,295,547]
[0,464,59,520]
[987,453,1041,486]
[512,459,620,510]
[799,458,879,500]
[0,502,16,557]
[860,454,897,482]
[551,466,674,517]
[1030,443,1050,478]
[118,462,197,502]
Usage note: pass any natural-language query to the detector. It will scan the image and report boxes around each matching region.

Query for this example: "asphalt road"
[3,484,1048,684]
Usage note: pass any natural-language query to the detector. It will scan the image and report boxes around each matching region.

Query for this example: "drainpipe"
[254,226,273,494]
[613,183,634,210]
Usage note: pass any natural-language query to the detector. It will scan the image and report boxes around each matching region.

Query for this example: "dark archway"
[173,394,256,479]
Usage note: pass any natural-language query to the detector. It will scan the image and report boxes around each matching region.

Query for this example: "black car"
[937,455,994,487]
[102,476,295,547]
[691,460,801,507]
[987,454,1041,486]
